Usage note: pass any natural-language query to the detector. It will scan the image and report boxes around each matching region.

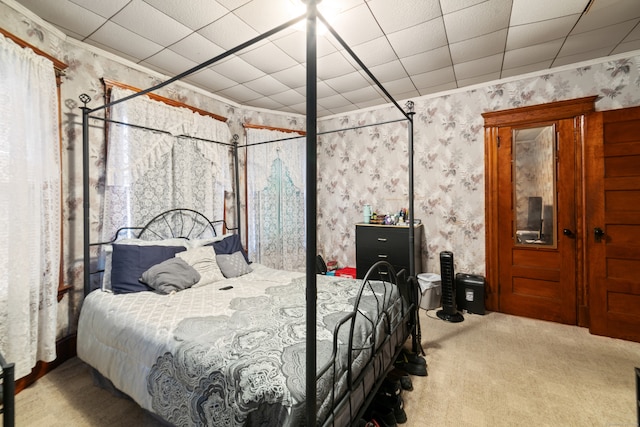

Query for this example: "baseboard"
[14,333,77,394]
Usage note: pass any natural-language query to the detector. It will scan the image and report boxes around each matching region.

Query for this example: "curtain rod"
[102,78,228,123]
[88,115,235,146]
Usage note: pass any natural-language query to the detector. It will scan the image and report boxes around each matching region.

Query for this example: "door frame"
[482,96,598,325]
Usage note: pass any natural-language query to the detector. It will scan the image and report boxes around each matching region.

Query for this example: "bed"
[77,209,414,426]
[80,2,422,425]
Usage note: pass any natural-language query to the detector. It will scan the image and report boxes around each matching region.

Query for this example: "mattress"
[77,263,404,426]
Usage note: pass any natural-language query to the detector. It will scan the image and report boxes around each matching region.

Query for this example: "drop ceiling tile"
[272,30,338,63]
[70,0,130,18]
[246,96,286,110]
[234,0,297,33]
[243,74,290,96]
[271,64,307,88]
[198,11,259,50]
[400,47,453,75]
[501,60,553,78]
[573,0,640,34]
[111,1,192,47]
[294,81,340,98]
[453,53,503,80]
[239,42,298,73]
[503,39,564,69]
[411,66,456,89]
[210,56,265,83]
[443,0,511,43]
[382,77,417,96]
[329,3,384,46]
[142,49,199,76]
[506,15,580,50]
[328,104,361,115]
[510,0,587,26]
[392,89,421,102]
[357,96,388,108]
[552,47,612,67]
[324,72,373,93]
[350,37,398,69]
[269,89,306,106]
[450,29,507,63]
[457,72,501,87]
[216,0,252,11]
[560,21,638,57]
[318,51,358,80]
[89,21,164,60]
[624,23,640,42]
[83,39,141,64]
[217,84,261,102]
[366,0,442,34]
[440,0,486,15]
[142,0,230,31]
[387,18,448,58]
[419,81,458,96]
[169,33,226,64]
[18,0,107,38]
[367,60,411,83]
[184,69,237,92]
[318,94,352,109]
[612,39,640,55]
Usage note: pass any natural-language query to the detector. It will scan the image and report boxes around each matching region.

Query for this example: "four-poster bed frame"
[80,2,419,425]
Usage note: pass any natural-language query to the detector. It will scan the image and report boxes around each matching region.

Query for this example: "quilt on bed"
[77,264,404,426]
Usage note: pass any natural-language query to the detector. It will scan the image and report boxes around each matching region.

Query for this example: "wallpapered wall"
[2,0,640,339]
[317,57,640,277]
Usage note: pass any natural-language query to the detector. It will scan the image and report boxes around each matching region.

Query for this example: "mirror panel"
[513,125,557,247]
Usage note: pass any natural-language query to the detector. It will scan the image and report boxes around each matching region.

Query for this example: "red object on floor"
[335,267,356,278]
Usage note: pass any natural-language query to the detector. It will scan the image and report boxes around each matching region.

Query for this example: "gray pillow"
[216,251,252,278]
[140,257,201,294]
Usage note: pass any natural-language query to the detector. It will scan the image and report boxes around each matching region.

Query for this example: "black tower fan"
[436,251,464,323]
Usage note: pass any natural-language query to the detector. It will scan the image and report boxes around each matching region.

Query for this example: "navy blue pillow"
[110,244,187,294]
[208,234,250,263]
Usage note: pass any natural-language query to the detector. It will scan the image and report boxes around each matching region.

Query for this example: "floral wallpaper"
[2,0,640,339]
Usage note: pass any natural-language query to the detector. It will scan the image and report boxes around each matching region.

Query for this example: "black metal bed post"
[305,0,318,425]
[232,134,241,242]
[81,103,91,296]
[405,100,420,354]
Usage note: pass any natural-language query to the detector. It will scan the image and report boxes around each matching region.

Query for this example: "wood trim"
[14,334,77,394]
[484,125,500,312]
[243,123,306,135]
[101,78,227,123]
[482,96,599,127]
[0,27,67,72]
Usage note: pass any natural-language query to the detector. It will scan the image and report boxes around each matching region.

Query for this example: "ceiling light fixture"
[288,0,340,35]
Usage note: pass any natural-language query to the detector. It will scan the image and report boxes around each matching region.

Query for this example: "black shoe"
[373,393,406,424]
[370,409,397,427]
[401,349,427,367]
[387,369,413,391]
[379,377,402,397]
[394,356,428,377]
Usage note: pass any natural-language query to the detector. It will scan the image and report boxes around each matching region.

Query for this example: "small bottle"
[363,204,371,224]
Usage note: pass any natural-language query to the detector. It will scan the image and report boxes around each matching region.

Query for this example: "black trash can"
[455,273,486,315]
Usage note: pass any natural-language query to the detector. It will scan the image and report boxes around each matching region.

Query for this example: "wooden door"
[586,108,640,343]
[496,120,577,324]
[483,97,597,323]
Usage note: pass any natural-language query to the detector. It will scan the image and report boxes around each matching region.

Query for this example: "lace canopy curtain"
[102,87,231,240]
[0,35,61,378]
[246,128,306,270]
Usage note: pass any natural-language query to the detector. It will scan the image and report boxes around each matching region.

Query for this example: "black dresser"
[355,223,422,279]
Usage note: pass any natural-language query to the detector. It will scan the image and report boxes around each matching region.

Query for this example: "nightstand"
[355,223,422,279]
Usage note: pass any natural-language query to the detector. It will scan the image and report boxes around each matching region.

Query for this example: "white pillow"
[176,246,225,287]
[187,233,235,249]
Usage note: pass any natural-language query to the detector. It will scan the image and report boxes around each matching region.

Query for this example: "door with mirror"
[497,120,576,324]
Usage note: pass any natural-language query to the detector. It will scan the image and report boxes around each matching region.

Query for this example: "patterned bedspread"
[77,264,404,426]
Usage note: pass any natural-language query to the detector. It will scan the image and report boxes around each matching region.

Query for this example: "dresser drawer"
[355,224,422,279]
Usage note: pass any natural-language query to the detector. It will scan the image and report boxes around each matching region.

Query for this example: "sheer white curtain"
[0,35,61,378]
[102,87,231,240]
[246,128,306,270]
